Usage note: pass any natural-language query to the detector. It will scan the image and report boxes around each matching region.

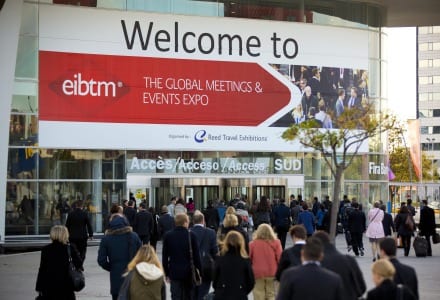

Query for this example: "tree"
[282,102,396,241]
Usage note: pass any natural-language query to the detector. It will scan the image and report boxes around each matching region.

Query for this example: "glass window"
[15,35,38,78]
[11,94,37,113]
[434,93,440,100]
[419,76,432,85]
[38,150,119,180]
[9,114,38,146]
[434,59,440,67]
[433,126,440,134]
[419,93,430,101]
[433,26,440,34]
[20,2,38,36]
[433,109,440,117]
[419,109,430,118]
[419,60,432,68]
[434,43,440,51]
[5,181,39,235]
[434,76,440,84]
[419,43,430,51]
[7,148,38,179]
[419,27,433,34]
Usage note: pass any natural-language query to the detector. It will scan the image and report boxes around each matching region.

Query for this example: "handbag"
[404,214,415,231]
[67,244,85,292]
[433,232,440,244]
[188,231,202,286]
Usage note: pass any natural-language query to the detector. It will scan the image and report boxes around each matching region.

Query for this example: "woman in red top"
[249,223,282,300]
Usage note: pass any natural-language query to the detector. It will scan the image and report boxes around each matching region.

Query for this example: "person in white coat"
[365,202,385,262]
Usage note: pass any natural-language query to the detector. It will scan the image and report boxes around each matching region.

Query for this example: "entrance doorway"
[185,186,219,210]
[127,175,303,210]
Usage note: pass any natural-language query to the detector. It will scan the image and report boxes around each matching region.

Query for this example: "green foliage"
[282,102,396,241]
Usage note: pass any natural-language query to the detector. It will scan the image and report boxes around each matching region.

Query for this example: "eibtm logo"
[62,73,123,97]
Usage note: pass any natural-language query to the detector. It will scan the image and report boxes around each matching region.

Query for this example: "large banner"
[38,4,369,151]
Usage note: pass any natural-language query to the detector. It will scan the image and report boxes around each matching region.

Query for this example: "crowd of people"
[35,194,437,300]
[271,65,370,129]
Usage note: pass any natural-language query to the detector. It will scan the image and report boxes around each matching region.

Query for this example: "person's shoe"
[347,246,352,252]
[360,249,364,256]
[373,257,376,262]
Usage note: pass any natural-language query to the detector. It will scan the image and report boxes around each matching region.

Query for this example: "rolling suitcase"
[413,235,428,257]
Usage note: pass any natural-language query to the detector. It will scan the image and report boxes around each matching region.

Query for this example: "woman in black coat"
[36,225,83,300]
[394,206,415,256]
[213,231,255,300]
[367,259,415,300]
[221,214,250,254]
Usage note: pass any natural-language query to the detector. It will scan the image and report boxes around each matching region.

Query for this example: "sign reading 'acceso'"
[128,157,302,174]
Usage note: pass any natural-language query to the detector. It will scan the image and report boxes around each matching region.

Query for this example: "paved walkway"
[1,234,439,299]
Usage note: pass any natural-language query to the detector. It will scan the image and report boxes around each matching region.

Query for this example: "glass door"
[253,186,285,202]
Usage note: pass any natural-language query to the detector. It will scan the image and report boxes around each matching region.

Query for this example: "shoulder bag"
[67,244,85,292]
[433,232,440,244]
[188,231,202,286]
[405,214,415,231]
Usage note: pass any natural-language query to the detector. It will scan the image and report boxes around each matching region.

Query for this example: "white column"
[0,0,24,244]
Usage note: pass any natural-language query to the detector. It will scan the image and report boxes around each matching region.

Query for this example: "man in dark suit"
[65,199,93,263]
[163,213,202,300]
[122,200,136,227]
[276,237,343,300]
[191,212,218,300]
[346,86,361,109]
[133,202,154,245]
[158,205,175,240]
[308,67,322,97]
[379,237,419,299]
[275,225,306,281]
[419,200,437,256]
[313,231,366,300]
[348,202,366,256]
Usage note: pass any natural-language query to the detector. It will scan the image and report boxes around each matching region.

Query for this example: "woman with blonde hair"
[213,231,255,300]
[366,259,415,300]
[221,213,249,253]
[118,244,165,300]
[36,225,83,300]
[249,224,282,300]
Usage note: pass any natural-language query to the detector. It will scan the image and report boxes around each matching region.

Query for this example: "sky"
[386,27,417,121]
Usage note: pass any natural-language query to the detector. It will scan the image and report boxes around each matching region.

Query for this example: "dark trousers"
[423,234,433,256]
[196,280,211,300]
[350,232,363,255]
[69,237,87,263]
[344,227,352,246]
[401,235,412,256]
[139,235,150,245]
[275,226,288,249]
[170,279,193,300]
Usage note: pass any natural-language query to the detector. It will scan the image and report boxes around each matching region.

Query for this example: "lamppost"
[427,137,436,182]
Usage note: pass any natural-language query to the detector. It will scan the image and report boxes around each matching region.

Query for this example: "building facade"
[1,0,392,241]
[419,26,440,180]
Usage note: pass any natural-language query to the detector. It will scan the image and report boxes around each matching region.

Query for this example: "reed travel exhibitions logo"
[194,129,208,143]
